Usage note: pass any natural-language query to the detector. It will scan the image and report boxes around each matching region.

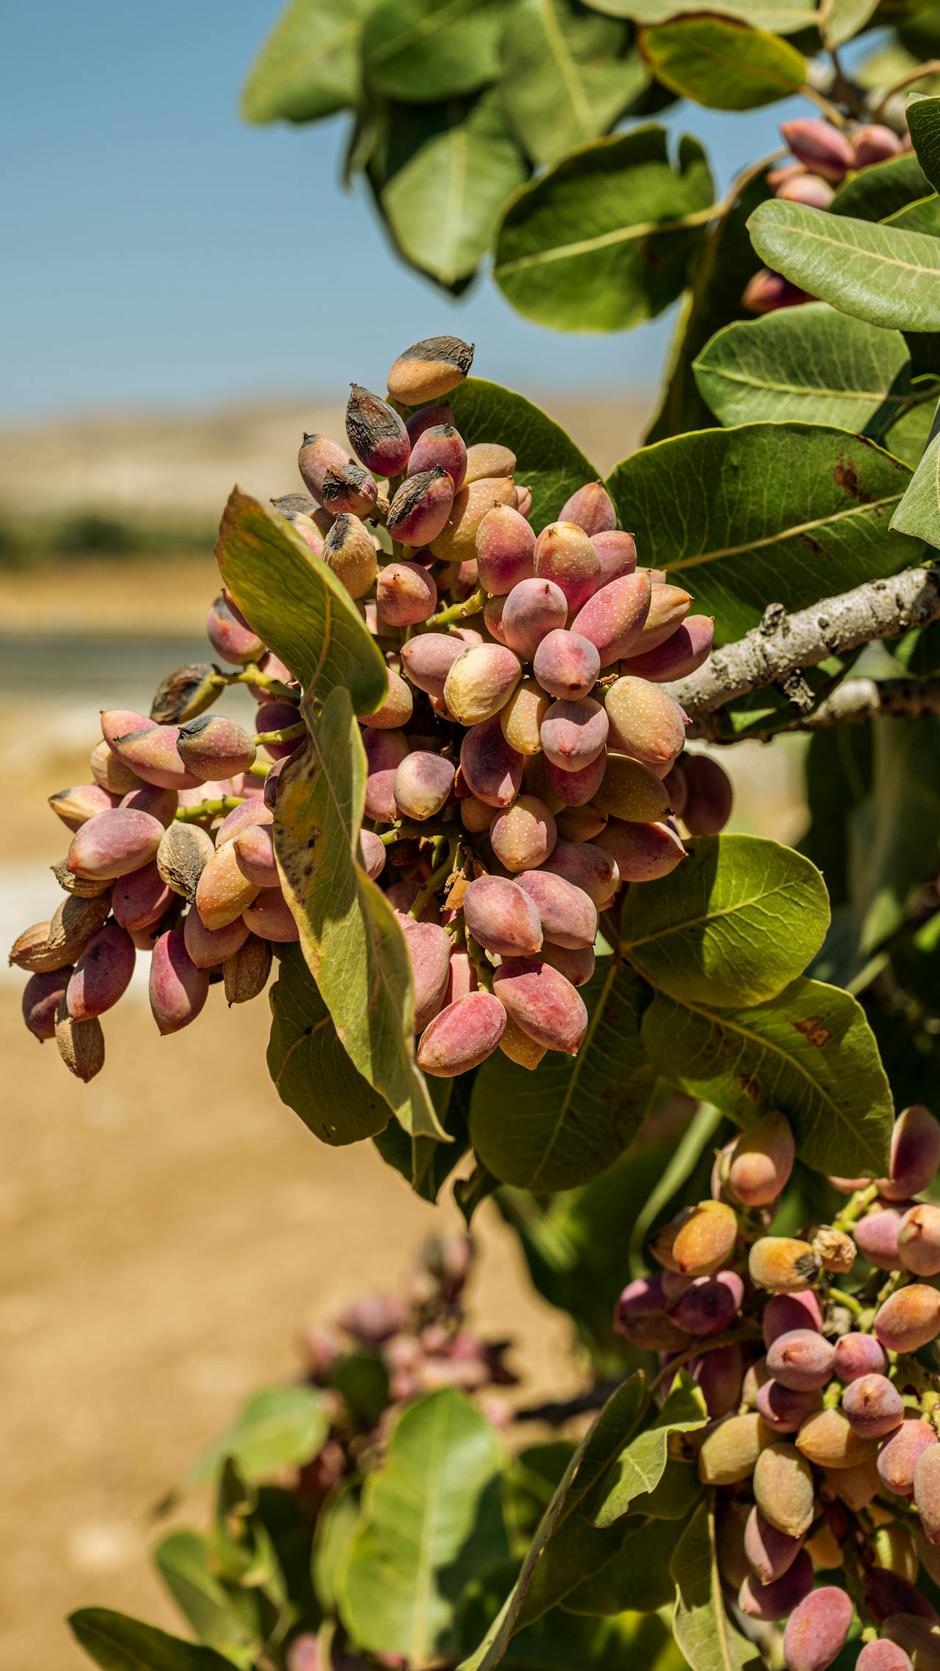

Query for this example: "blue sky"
[3,1,825,419]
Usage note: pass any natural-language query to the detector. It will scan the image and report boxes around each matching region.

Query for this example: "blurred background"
[2,4,811,1662]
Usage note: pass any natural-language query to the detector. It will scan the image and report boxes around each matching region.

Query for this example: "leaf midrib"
[662,492,902,575]
[694,361,909,407]
[621,879,809,955]
[495,201,717,276]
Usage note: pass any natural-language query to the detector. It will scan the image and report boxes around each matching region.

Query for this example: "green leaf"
[340,1388,508,1664]
[670,1500,763,1671]
[312,1481,361,1613]
[581,0,815,25]
[831,152,931,223]
[458,1377,651,1667]
[885,193,940,237]
[639,16,804,111]
[642,977,894,1176]
[153,1532,258,1667]
[850,716,940,954]
[620,835,830,1007]
[459,1581,684,1669]
[748,200,940,333]
[646,164,773,441]
[499,0,645,166]
[891,419,940,545]
[267,946,391,1145]
[693,303,912,434]
[493,125,715,332]
[818,0,880,48]
[469,963,653,1190]
[592,1380,706,1528]
[885,395,938,465]
[215,489,387,714]
[274,686,444,1141]
[606,423,915,642]
[68,1610,233,1671]
[369,92,528,289]
[450,377,600,533]
[362,0,514,102]
[188,1386,329,1487]
[241,0,373,123]
[908,95,940,195]
[562,1516,682,1615]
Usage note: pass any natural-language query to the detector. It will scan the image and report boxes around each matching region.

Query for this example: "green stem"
[255,721,306,746]
[833,1182,878,1233]
[175,795,244,822]
[465,934,494,995]
[212,665,294,700]
[423,587,486,629]
[407,837,458,920]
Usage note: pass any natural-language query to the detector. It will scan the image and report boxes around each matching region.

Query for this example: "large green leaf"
[830,152,931,223]
[620,835,830,1007]
[340,1389,508,1664]
[908,94,940,195]
[561,1517,684,1616]
[693,303,912,434]
[642,977,894,1176]
[606,423,915,642]
[69,1610,234,1671]
[241,0,373,123]
[469,962,653,1191]
[646,164,773,441]
[891,418,940,545]
[591,1380,706,1528]
[885,395,937,465]
[887,192,940,239]
[493,126,716,332]
[582,0,814,25]
[458,1377,652,1668]
[362,0,514,102]
[215,489,387,714]
[188,1386,329,1486]
[266,947,391,1145]
[850,715,940,954]
[450,378,599,532]
[459,1580,684,1669]
[670,1501,763,1671]
[153,1532,258,1668]
[639,16,805,111]
[369,92,528,290]
[499,0,644,166]
[748,201,940,333]
[274,686,444,1141]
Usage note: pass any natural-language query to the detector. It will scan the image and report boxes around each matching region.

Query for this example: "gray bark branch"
[667,567,940,721]
[790,674,940,729]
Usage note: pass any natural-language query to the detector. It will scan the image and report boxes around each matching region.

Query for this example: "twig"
[790,674,940,730]
[667,568,940,721]
[874,61,940,122]
[512,1381,621,1426]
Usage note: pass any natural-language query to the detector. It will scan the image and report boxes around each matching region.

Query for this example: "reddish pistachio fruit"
[539,941,594,987]
[558,481,616,536]
[183,907,250,971]
[856,1642,914,1671]
[591,528,636,585]
[604,676,687,770]
[444,644,522,726]
[756,1379,823,1436]
[592,755,669,823]
[776,173,835,209]
[682,753,734,836]
[359,829,386,882]
[542,839,618,906]
[615,1275,689,1352]
[386,468,454,547]
[875,1284,940,1353]
[242,890,299,943]
[393,751,456,821]
[620,615,715,682]
[102,714,202,792]
[491,957,588,1055]
[766,1328,834,1392]
[780,117,855,181]
[363,728,410,824]
[66,923,135,1020]
[361,669,413,732]
[742,268,809,314]
[540,698,609,773]
[532,629,600,701]
[429,476,516,565]
[195,841,260,931]
[832,1331,886,1382]
[119,783,179,825]
[376,561,438,627]
[462,875,543,959]
[177,715,256,782]
[298,432,351,501]
[400,632,465,700]
[739,1547,813,1620]
[898,1202,940,1276]
[782,1585,853,1671]
[500,679,549,756]
[149,928,210,1034]
[571,572,652,665]
[463,442,516,484]
[596,819,686,883]
[490,795,557,872]
[533,521,600,613]
[878,1418,937,1498]
[879,1104,940,1201]
[915,1443,940,1545]
[855,1205,907,1271]
[22,968,72,1042]
[407,423,467,491]
[543,751,606,808]
[233,823,279,889]
[459,716,524,808]
[698,1411,769,1486]
[743,1505,804,1585]
[726,1112,795,1207]
[48,783,116,831]
[417,991,506,1076]
[501,577,569,660]
[206,592,265,663]
[842,1373,904,1439]
[670,1272,740,1337]
[345,383,410,477]
[475,505,536,595]
[67,808,165,881]
[400,919,451,1033]
[854,124,904,167]
[516,869,597,950]
[795,1407,876,1470]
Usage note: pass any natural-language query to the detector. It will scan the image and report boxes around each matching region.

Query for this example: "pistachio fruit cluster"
[745,116,910,314]
[10,335,732,1082]
[617,1105,940,1671]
